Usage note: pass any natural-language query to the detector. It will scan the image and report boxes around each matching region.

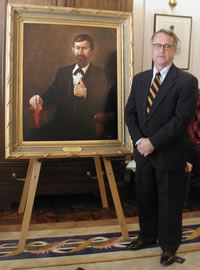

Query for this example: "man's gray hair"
[151,29,180,48]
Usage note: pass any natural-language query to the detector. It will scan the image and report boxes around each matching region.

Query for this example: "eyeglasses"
[152,43,174,50]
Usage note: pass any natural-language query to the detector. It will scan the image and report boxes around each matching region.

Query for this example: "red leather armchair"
[187,90,200,175]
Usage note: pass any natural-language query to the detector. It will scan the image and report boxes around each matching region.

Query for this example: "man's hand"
[29,95,43,110]
[74,79,87,98]
[137,138,155,157]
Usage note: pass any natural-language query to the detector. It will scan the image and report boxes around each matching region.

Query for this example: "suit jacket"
[125,64,198,170]
[39,63,115,140]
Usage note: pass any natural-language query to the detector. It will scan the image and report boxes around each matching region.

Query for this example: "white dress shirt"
[73,64,89,85]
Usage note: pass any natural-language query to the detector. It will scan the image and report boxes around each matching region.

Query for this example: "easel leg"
[103,157,129,239]
[94,156,108,208]
[18,159,35,214]
[17,159,42,252]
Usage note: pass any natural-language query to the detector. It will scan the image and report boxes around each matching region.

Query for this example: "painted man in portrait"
[28,33,117,141]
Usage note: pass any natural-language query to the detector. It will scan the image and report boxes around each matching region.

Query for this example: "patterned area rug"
[0,218,200,270]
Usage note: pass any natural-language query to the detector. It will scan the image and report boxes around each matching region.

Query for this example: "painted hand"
[74,79,87,98]
[29,95,43,110]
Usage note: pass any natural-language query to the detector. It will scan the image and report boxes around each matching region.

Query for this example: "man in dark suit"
[28,34,117,141]
[125,29,198,266]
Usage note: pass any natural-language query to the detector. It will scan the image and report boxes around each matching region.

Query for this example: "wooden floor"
[0,174,200,232]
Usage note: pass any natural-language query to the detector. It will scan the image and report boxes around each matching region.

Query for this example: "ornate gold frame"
[5,4,133,159]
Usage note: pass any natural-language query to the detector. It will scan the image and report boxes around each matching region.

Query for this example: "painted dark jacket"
[36,63,116,140]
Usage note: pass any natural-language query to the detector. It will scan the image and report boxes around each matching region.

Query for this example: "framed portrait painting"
[154,14,192,70]
[5,4,133,159]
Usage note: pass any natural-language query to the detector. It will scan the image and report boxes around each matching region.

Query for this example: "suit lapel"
[63,65,79,119]
[66,65,74,93]
[146,64,177,122]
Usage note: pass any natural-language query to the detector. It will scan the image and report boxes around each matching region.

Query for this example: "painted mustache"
[76,55,86,65]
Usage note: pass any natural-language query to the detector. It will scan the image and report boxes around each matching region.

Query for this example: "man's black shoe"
[160,251,176,266]
[127,239,154,250]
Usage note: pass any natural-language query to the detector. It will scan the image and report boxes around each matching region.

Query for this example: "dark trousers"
[135,160,186,253]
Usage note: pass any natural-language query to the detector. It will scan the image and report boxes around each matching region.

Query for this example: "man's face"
[152,32,176,71]
[72,40,94,68]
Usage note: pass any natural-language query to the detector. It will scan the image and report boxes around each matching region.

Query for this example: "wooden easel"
[17,156,129,252]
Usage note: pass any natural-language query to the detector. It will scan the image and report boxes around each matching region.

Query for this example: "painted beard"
[76,55,86,67]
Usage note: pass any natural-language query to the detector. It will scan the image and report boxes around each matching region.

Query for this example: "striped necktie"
[146,72,160,114]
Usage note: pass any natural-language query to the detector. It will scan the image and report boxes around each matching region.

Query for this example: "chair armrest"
[30,104,56,129]
[94,112,114,138]
[94,112,114,122]
[30,105,42,128]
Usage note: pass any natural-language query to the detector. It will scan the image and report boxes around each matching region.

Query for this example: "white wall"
[134,0,200,84]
